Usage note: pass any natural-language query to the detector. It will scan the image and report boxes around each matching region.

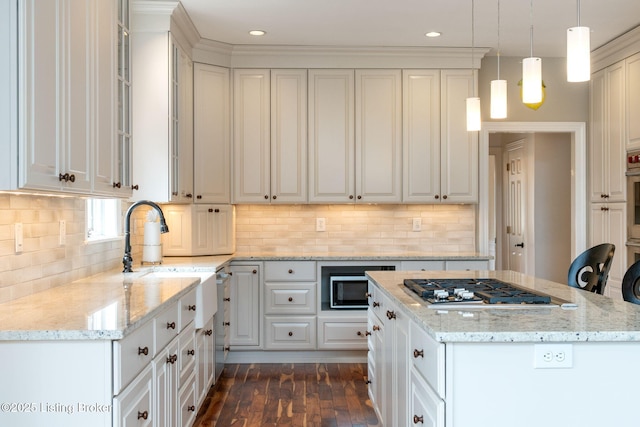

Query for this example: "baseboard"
[225,349,367,364]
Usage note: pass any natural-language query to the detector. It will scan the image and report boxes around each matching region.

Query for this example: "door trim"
[479,122,587,264]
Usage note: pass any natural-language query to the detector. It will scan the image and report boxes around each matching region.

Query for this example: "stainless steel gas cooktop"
[403,278,575,309]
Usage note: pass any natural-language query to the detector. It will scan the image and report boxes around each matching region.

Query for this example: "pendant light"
[466,0,481,131]
[567,0,590,82]
[490,0,507,119]
[522,0,542,104]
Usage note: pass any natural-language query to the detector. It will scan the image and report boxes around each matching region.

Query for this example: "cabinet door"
[440,70,478,203]
[591,203,626,298]
[154,338,179,427]
[590,69,607,202]
[403,70,441,203]
[210,205,236,254]
[114,364,154,427]
[170,41,194,203]
[308,69,355,203]
[355,70,402,203]
[270,69,307,203]
[233,69,270,203]
[196,317,215,407]
[20,0,64,191]
[229,264,261,347]
[193,63,230,203]
[93,0,119,195]
[627,53,640,150]
[606,61,626,202]
[193,205,215,255]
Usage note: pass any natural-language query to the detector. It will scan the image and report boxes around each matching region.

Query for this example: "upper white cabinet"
[626,52,640,150]
[308,69,402,203]
[232,69,307,203]
[193,63,231,204]
[308,70,355,203]
[403,69,478,203]
[590,62,626,203]
[132,5,194,203]
[1,0,127,196]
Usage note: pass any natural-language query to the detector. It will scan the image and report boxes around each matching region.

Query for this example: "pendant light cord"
[577,0,581,26]
[529,0,534,58]
[471,0,475,94]
[497,0,501,80]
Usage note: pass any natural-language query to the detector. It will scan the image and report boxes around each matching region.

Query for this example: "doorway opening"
[479,122,587,280]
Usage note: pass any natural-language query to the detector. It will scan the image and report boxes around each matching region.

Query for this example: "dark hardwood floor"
[193,363,379,427]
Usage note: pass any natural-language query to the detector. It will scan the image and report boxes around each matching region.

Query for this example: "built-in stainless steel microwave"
[329,275,369,309]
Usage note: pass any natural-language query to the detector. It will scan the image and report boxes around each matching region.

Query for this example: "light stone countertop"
[367,269,640,343]
[0,255,232,341]
[0,252,493,342]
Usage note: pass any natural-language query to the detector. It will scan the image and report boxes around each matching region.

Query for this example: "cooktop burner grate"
[403,278,552,305]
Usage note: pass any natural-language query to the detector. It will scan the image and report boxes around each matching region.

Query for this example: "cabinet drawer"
[264,316,316,350]
[264,261,316,281]
[264,282,316,314]
[317,316,368,350]
[410,320,445,398]
[179,288,198,331]
[400,260,446,271]
[445,260,489,271]
[155,301,179,352]
[410,367,445,427]
[178,322,197,388]
[368,283,388,322]
[113,364,154,427]
[113,320,154,394]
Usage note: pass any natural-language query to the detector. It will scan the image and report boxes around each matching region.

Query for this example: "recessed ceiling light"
[425,31,442,38]
[249,30,266,36]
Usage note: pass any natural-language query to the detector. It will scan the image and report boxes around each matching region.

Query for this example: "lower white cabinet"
[229,263,262,348]
[317,315,368,350]
[153,337,179,427]
[178,371,198,427]
[114,364,154,427]
[196,316,216,407]
[400,260,489,271]
[409,368,444,427]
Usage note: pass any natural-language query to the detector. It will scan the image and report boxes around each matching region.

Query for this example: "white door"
[505,141,527,274]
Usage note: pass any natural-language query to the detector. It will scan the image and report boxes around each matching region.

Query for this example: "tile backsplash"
[0,194,476,303]
[234,204,476,254]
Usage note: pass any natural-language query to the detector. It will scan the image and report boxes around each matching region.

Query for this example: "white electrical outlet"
[59,220,66,246]
[412,218,422,232]
[316,217,326,232]
[534,344,573,369]
[15,223,23,253]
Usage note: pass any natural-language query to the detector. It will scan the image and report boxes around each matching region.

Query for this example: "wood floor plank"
[193,363,379,427]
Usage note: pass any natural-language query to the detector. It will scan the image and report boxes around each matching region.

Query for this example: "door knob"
[515,242,525,248]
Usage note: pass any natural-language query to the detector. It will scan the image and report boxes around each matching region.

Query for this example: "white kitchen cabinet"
[355,69,402,203]
[308,69,401,203]
[153,336,179,427]
[590,203,626,299]
[161,204,236,256]
[403,69,478,203]
[132,13,194,202]
[193,63,230,203]
[2,0,125,196]
[409,368,445,427]
[196,316,215,407]
[178,370,198,427]
[229,264,262,348]
[399,260,489,271]
[590,62,626,203]
[113,363,154,427]
[233,69,308,203]
[232,69,271,203]
[308,69,355,203]
[317,315,368,350]
[627,52,640,150]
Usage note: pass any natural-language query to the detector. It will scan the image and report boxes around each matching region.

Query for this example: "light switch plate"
[412,218,422,232]
[316,217,326,232]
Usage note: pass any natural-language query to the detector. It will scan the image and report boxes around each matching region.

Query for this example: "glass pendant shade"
[490,79,507,119]
[567,26,590,82]
[466,97,481,131]
[522,57,542,103]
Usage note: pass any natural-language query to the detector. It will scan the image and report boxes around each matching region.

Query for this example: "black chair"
[622,260,640,304]
[567,243,615,295]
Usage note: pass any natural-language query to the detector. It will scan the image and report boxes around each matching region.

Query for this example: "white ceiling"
[179,0,640,58]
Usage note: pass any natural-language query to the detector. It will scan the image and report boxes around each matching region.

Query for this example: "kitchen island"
[366,270,640,427]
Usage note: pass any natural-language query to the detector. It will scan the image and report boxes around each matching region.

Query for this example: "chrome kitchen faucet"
[122,200,169,272]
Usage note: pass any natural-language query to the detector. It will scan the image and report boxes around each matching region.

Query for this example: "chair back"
[567,243,615,295]
[622,260,640,304]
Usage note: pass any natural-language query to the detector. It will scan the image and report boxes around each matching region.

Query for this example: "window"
[86,199,121,241]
